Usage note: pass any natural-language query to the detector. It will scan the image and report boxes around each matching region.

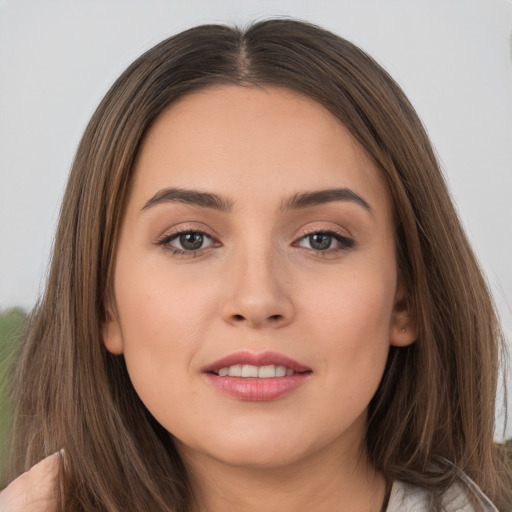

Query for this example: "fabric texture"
[386,478,498,512]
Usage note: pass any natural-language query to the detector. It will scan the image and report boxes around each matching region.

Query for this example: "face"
[103,86,415,470]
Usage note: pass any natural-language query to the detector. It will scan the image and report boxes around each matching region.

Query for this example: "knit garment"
[387,478,498,511]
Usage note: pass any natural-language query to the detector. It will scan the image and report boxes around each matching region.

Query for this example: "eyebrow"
[142,187,234,212]
[281,188,372,213]
[141,186,371,215]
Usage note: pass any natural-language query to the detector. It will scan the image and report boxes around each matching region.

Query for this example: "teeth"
[275,365,286,377]
[216,364,295,378]
[227,364,242,377]
[241,365,258,377]
[258,365,276,378]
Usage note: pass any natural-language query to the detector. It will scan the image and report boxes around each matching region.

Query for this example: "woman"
[1,19,510,511]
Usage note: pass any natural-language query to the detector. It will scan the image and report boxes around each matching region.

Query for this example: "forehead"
[130,85,390,216]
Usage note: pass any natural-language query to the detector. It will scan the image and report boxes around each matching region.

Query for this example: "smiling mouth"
[203,351,312,401]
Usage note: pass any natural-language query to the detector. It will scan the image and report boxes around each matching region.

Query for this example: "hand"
[0,452,60,512]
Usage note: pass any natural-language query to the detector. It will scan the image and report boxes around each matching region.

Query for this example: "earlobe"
[390,323,417,347]
[390,283,417,347]
[102,306,124,355]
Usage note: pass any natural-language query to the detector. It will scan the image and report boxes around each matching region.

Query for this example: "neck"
[180,436,387,512]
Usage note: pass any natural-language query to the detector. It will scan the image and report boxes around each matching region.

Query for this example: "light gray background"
[0,0,511,437]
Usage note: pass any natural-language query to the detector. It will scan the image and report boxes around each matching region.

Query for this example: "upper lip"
[202,350,312,374]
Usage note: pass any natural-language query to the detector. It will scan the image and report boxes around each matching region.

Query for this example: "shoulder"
[0,453,60,512]
[386,477,498,512]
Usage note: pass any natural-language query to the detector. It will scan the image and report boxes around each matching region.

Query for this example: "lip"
[202,350,312,402]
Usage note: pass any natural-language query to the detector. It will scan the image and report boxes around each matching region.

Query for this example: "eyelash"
[156,228,355,258]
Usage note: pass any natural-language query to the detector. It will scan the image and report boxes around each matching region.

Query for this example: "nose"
[221,247,295,329]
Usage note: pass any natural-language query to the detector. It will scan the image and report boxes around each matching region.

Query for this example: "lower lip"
[204,373,311,401]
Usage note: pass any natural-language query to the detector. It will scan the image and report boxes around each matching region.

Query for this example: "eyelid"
[155,222,218,243]
[297,224,352,241]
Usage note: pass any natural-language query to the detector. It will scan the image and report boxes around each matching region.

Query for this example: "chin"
[208,446,311,470]
[174,425,332,471]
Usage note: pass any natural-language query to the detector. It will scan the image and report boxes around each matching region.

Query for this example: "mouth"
[202,351,312,401]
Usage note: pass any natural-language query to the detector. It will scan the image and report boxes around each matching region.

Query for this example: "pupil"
[180,233,203,250]
[310,234,331,250]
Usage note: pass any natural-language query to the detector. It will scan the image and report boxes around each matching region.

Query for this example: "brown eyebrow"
[142,186,371,215]
[142,187,233,212]
[281,188,372,213]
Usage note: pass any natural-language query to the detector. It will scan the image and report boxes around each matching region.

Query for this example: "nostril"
[231,313,283,323]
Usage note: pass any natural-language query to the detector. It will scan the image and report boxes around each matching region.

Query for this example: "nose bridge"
[222,234,294,328]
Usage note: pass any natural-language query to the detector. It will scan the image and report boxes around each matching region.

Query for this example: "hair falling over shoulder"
[3,18,511,512]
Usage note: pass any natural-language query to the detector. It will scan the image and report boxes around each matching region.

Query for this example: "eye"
[296,230,354,253]
[176,232,208,251]
[305,233,333,251]
[157,230,217,254]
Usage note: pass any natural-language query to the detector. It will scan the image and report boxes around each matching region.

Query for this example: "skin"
[0,85,416,511]
[0,453,60,511]
[103,86,416,511]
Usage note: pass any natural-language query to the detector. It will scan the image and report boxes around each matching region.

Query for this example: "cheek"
[300,265,395,399]
[303,263,395,343]
[117,254,219,343]
[113,261,218,412]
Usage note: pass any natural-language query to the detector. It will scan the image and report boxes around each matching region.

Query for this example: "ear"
[102,305,124,355]
[389,282,417,347]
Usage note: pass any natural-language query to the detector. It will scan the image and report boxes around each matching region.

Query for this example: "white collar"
[386,477,498,511]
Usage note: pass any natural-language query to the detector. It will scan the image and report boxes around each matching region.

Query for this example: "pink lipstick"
[202,351,312,401]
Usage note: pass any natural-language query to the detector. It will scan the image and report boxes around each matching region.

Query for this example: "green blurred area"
[0,308,26,475]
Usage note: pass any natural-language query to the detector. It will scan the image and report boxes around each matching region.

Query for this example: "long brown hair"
[4,19,511,511]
